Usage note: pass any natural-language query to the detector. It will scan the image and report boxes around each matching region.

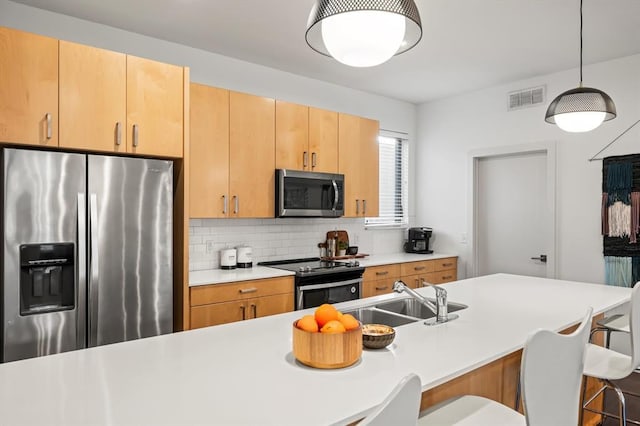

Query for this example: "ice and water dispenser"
[19,243,75,315]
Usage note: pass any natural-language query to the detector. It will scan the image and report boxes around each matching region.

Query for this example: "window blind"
[365,134,408,228]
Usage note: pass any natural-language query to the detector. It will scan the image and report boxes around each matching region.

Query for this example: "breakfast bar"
[0,274,630,425]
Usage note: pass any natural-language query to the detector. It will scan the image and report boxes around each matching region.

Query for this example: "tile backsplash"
[189,218,406,271]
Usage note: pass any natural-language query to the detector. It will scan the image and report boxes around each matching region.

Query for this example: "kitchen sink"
[374,298,468,320]
[342,296,468,328]
[343,307,418,327]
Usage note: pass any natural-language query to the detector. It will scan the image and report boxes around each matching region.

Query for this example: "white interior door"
[476,151,549,277]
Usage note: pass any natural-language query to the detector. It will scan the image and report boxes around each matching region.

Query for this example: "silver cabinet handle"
[312,152,317,168]
[88,194,100,346]
[375,286,389,291]
[45,113,52,140]
[251,303,257,318]
[240,305,246,321]
[222,195,227,215]
[376,271,389,276]
[531,255,547,263]
[238,287,257,294]
[303,151,308,168]
[356,199,360,215]
[115,122,122,146]
[233,195,239,214]
[133,124,139,147]
[363,199,367,215]
[414,266,426,271]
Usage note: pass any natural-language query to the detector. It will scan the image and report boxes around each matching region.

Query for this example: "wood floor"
[600,373,640,425]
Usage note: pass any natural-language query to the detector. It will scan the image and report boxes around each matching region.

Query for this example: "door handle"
[45,113,52,140]
[531,255,547,263]
[303,151,308,168]
[312,152,317,168]
[88,194,100,346]
[132,124,139,147]
[115,122,122,146]
[222,195,227,215]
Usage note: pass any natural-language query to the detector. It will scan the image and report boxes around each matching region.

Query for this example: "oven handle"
[298,278,362,291]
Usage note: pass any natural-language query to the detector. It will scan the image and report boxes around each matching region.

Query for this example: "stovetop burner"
[258,257,363,277]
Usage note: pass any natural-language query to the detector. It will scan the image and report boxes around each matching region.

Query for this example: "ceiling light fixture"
[545,0,616,133]
[305,0,422,68]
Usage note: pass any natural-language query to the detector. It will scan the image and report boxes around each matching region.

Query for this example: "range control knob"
[298,266,305,272]
[305,266,312,272]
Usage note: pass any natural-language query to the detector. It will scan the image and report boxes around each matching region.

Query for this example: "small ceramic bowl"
[362,324,395,349]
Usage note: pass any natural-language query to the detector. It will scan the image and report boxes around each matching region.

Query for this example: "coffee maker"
[404,227,433,254]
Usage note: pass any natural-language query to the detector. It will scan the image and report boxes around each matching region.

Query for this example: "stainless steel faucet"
[392,280,457,325]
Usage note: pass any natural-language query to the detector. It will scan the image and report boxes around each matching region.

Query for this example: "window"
[365,132,409,228]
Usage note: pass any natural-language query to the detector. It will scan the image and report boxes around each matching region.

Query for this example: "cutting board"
[326,230,349,250]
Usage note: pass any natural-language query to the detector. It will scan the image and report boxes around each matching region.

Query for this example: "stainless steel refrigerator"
[1,148,173,362]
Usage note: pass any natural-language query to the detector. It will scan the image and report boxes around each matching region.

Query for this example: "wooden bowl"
[292,322,362,369]
[362,324,396,349]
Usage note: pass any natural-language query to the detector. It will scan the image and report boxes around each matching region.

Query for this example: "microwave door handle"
[332,180,339,211]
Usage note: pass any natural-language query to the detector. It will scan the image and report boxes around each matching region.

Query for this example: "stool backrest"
[630,283,640,370]
[521,307,593,426]
[359,373,421,426]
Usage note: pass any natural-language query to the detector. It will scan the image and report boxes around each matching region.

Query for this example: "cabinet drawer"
[423,270,457,285]
[191,299,246,329]
[363,278,396,298]
[190,276,294,306]
[363,264,400,282]
[400,261,434,276]
[432,257,457,272]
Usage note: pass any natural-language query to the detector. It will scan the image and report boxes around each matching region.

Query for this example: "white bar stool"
[581,283,640,426]
[359,373,422,426]
[418,307,593,425]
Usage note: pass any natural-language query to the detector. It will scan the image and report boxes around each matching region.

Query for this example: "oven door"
[296,278,361,310]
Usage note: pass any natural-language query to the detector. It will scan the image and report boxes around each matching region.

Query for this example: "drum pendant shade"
[306,0,422,67]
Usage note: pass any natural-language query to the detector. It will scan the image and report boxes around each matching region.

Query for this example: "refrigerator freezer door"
[87,155,173,346]
[2,149,87,362]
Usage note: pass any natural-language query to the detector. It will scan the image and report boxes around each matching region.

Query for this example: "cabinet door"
[229,91,275,218]
[59,41,126,152]
[249,293,294,319]
[126,55,184,158]
[338,113,362,217]
[0,28,58,147]
[360,117,380,217]
[190,83,229,218]
[190,300,248,329]
[275,101,308,171]
[309,107,338,173]
[363,278,397,298]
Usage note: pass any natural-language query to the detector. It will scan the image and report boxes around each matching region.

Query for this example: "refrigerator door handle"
[77,193,87,349]
[88,194,100,346]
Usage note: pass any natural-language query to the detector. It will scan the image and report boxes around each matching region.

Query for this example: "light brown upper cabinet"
[190,83,230,218]
[338,113,380,217]
[59,41,127,153]
[275,102,338,173]
[229,91,275,218]
[127,55,184,158]
[0,27,58,147]
[309,107,338,173]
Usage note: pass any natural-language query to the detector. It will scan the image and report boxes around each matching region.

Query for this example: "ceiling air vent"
[508,86,546,111]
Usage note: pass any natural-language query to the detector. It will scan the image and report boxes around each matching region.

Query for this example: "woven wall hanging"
[602,153,640,286]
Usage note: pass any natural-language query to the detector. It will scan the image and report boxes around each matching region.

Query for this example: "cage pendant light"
[545,0,616,132]
[305,0,422,68]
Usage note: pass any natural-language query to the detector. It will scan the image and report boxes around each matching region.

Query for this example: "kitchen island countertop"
[189,252,457,286]
[0,273,629,425]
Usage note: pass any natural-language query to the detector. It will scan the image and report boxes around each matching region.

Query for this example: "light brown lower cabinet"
[362,264,400,298]
[189,276,294,329]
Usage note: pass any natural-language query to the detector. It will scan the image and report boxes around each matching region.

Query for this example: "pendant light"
[545,0,616,132]
[305,0,422,68]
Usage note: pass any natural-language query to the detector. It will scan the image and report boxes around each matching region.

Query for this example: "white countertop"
[0,274,630,425]
[189,252,457,286]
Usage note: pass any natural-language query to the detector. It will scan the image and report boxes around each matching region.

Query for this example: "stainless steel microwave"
[276,169,344,217]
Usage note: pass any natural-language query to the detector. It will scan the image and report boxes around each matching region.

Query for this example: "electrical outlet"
[206,241,214,253]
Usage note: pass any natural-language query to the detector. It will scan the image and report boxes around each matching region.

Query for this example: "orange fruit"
[296,315,319,333]
[338,313,360,331]
[315,304,340,327]
[320,320,346,334]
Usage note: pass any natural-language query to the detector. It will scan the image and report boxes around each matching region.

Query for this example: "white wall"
[0,0,417,270]
[416,53,640,284]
